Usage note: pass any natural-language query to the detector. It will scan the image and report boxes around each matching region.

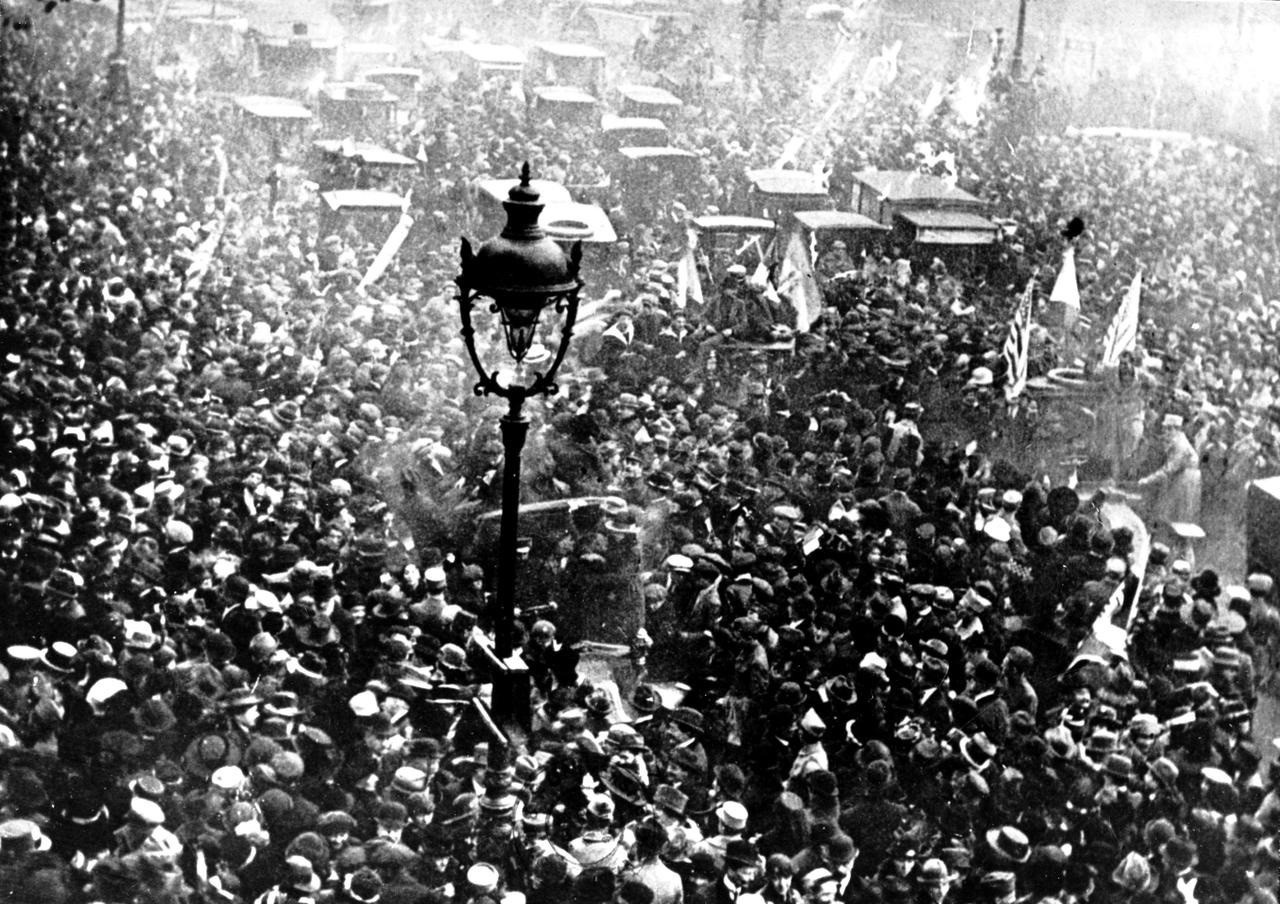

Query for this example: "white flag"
[1101,271,1142,366]
[1050,247,1080,310]
[809,31,859,106]
[357,193,414,291]
[776,229,821,333]
[919,80,945,121]
[675,228,703,311]
[748,237,771,290]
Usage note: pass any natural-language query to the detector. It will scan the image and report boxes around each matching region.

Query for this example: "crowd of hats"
[3,7,1280,904]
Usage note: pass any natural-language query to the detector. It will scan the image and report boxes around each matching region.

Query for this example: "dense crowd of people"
[1,6,1280,904]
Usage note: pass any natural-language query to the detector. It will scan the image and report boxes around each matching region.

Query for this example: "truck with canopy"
[893,209,998,246]
[316,81,399,137]
[745,169,833,220]
[616,84,683,121]
[530,41,608,96]
[791,209,889,257]
[252,26,338,92]
[690,215,778,279]
[787,210,889,311]
[599,114,669,151]
[852,169,999,247]
[311,139,417,191]
[236,95,314,122]
[529,86,600,124]
[234,95,314,161]
[612,147,701,213]
[359,67,423,103]
[461,43,526,82]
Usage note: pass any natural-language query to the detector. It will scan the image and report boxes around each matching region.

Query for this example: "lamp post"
[454,162,582,732]
[1010,0,1028,80]
[108,0,129,102]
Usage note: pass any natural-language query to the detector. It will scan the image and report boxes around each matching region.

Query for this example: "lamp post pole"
[454,163,582,734]
[1011,0,1028,80]
[493,398,528,664]
[109,0,129,101]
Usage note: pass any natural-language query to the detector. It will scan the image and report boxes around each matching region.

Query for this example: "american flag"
[1101,271,1143,366]
[1002,274,1037,402]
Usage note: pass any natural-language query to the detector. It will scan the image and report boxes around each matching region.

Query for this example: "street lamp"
[455,161,583,731]
[1010,0,1028,80]
[108,0,129,102]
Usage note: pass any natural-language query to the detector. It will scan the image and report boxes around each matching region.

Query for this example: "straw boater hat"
[985,826,1031,864]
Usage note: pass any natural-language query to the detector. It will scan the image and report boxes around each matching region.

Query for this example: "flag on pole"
[182,216,227,294]
[1001,273,1036,402]
[775,229,822,333]
[773,133,809,170]
[808,26,858,106]
[860,40,902,94]
[1101,271,1142,366]
[1049,246,1080,329]
[1050,246,1080,308]
[748,237,772,290]
[919,80,945,121]
[357,192,414,292]
[675,228,703,311]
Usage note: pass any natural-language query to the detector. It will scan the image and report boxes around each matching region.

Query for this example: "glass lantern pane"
[498,305,542,362]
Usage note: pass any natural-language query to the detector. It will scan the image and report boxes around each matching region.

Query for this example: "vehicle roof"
[540,202,617,243]
[792,210,889,231]
[617,146,698,162]
[461,43,526,65]
[896,209,998,244]
[616,84,683,107]
[321,189,406,211]
[895,209,998,229]
[319,81,396,101]
[746,169,830,197]
[535,41,608,59]
[532,86,599,104]
[235,95,313,119]
[258,35,339,49]
[177,15,248,30]
[312,140,416,167]
[475,179,574,204]
[854,169,984,205]
[692,215,777,233]
[421,37,472,54]
[360,66,424,79]
[600,114,669,134]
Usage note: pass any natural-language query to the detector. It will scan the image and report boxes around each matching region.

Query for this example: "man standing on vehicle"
[1136,413,1201,531]
[815,240,856,288]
